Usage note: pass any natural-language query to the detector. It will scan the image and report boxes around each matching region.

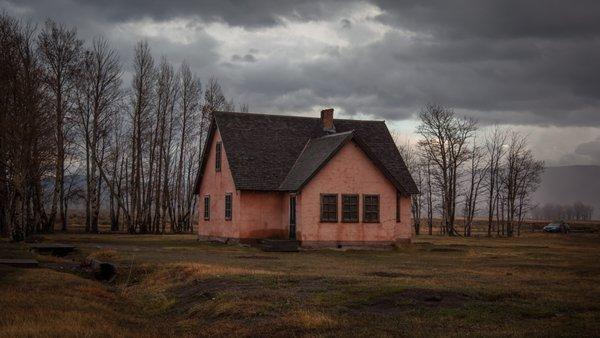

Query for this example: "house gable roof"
[195,111,418,194]
[278,131,354,191]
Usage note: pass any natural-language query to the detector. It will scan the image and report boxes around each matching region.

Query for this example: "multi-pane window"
[225,193,232,220]
[342,194,359,222]
[203,195,210,220]
[215,141,222,172]
[396,192,401,222]
[320,194,338,222]
[363,195,380,223]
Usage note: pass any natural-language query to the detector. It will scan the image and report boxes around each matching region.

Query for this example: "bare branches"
[0,13,244,238]
[74,35,123,233]
[417,104,477,236]
[37,19,83,231]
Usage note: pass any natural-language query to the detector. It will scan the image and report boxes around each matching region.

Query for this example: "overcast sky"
[4,0,600,166]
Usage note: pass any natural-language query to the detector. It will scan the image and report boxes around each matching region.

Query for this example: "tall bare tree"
[417,104,477,236]
[129,40,155,233]
[463,137,487,236]
[37,20,82,232]
[484,126,507,236]
[396,139,424,235]
[74,37,122,233]
[174,62,202,232]
[0,15,53,241]
[501,132,544,236]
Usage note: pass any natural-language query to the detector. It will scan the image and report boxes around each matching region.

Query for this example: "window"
[396,192,401,222]
[225,193,232,220]
[320,194,338,222]
[342,194,359,222]
[203,195,210,220]
[215,141,222,172]
[363,195,380,223]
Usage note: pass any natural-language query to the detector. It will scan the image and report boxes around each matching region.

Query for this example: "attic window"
[215,141,222,172]
[320,194,338,222]
[363,195,380,223]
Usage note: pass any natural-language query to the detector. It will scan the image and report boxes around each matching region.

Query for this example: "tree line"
[0,14,244,241]
[530,202,594,222]
[398,104,545,237]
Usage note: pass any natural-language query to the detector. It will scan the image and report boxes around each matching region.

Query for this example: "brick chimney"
[320,108,335,133]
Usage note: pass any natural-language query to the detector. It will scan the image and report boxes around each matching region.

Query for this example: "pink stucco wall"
[197,129,241,239]
[198,128,412,246]
[296,141,413,246]
[238,191,287,239]
[197,129,287,241]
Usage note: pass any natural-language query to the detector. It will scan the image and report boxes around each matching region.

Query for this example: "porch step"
[258,239,300,252]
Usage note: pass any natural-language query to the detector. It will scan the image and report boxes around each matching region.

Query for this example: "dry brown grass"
[1,232,599,337]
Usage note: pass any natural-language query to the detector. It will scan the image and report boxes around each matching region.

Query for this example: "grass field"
[1,233,599,337]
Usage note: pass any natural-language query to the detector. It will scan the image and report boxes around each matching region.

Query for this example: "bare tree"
[37,20,83,232]
[501,132,544,236]
[417,104,477,236]
[129,40,155,233]
[174,62,202,232]
[74,36,122,233]
[484,126,507,236]
[396,138,424,235]
[463,137,487,236]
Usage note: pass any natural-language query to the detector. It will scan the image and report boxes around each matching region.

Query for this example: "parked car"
[543,222,570,233]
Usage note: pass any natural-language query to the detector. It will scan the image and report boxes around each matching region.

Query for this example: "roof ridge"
[318,130,354,139]
[213,110,385,122]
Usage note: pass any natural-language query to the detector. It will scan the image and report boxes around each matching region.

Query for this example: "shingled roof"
[278,130,354,191]
[195,111,418,194]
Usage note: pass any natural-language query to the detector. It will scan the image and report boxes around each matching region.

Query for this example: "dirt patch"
[365,271,410,278]
[236,255,279,260]
[168,277,260,316]
[350,288,471,314]
[40,261,85,274]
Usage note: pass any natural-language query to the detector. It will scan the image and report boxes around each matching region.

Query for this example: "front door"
[289,196,297,240]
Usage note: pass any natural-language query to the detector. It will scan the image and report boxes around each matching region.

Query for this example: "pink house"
[194,109,418,248]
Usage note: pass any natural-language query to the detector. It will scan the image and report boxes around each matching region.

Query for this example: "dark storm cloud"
[5,0,600,126]
[10,0,343,28]
[373,0,600,39]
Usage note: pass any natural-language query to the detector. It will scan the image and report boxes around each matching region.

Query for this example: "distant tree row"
[530,202,594,222]
[0,14,246,241]
[397,104,545,237]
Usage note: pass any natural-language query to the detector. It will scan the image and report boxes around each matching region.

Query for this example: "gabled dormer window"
[215,141,222,172]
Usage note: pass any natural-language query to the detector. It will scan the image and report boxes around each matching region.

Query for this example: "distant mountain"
[533,165,600,219]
